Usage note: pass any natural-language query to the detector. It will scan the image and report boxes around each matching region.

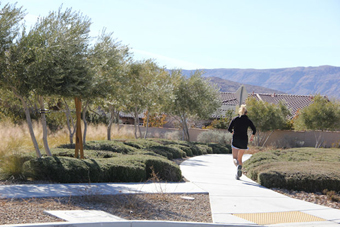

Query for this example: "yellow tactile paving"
[232,211,326,225]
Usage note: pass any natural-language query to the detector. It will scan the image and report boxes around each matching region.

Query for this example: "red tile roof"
[220,92,322,117]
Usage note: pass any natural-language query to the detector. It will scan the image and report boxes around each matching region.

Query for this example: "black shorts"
[232,138,248,150]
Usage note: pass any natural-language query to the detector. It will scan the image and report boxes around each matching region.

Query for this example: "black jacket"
[228,115,256,140]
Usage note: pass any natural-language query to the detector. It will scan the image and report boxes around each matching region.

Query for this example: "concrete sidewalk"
[180,154,340,226]
[0,181,206,199]
[1,154,340,226]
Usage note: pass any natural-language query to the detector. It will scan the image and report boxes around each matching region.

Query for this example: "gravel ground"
[1,188,339,225]
[0,193,212,225]
[273,188,340,209]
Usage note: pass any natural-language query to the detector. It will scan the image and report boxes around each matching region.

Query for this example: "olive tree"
[293,95,340,148]
[23,7,93,158]
[87,30,130,141]
[165,70,221,141]
[246,97,291,147]
[136,62,171,139]
[123,60,157,138]
[0,3,45,156]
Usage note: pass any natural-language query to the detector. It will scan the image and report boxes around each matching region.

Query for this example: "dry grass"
[0,121,136,180]
[0,121,135,155]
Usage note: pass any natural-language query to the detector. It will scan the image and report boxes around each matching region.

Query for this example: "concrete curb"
[1,220,258,227]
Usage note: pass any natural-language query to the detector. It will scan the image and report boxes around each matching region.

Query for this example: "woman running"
[228,104,256,180]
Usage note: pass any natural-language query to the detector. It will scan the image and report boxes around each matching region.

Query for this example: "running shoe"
[237,165,242,178]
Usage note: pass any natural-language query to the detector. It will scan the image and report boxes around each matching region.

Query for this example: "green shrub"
[164,145,187,158]
[140,156,182,181]
[146,145,185,159]
[49,148,75,157]
[12,138,243,184]
[207,143,231,154]
[22,154,182,183]
[164,131,182,140]
[257,162,340,192]
[92,158,146,182]
[188,144,202,156]
[123,139,162,149]
[152,139,198,156]
[85,140,136,154]
[195,144,212,155]
[244,151,280,180]
[151,138,223,157]
[167,144,193,157]
[197,130,232,145]
[244,148,340,192]
[57,144,76,149]
[149,138,189,147]
[49,148,123,159]
[23,156,93,183]
[22,156,146,183]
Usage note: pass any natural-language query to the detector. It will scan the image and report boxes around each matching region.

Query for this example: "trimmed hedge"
[22,154,181,183]
[257,162,340,192]
[195,144,212,155]
[4,138,232,183]
[207,143,231,154]
[131,155,182,181]
[149,139,203,156]
[49,148,123,159]
[166,144,193,157]
[243,148,340,192]
[147,138,232,155]
[145,145,186,160]
[84,140,136,154]
[123,139,161,149]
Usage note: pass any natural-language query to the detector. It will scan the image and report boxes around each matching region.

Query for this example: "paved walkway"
[181,154,340,226]
[0,154,340,226]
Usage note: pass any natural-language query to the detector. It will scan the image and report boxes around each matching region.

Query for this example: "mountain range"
[182,65,340,99]
[206,76,284,94]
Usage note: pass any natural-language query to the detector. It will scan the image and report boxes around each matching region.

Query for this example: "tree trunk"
[13,91,41,157]
[144,110,150,139]
[39,96,52,156]
[133,106,138,139]
[261,130,274,148]
[107,105,115,141]
[82,100,89,146]
[64,99,76,145]
[74,97,84,159]
[254,131,266,147]
[181,114,190,141]
[314,131,324,148]
[137,114,142,139]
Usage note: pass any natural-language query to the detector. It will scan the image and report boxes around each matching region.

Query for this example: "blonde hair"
[238,104,247,116]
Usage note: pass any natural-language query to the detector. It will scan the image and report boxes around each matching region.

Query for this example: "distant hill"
[182,65,340,99]
[206,76,284,94]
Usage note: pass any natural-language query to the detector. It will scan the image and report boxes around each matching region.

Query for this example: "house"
[119,112,144,125]
[218,92,321,118]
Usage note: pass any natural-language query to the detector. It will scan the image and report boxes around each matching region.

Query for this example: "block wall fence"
[114,125,340,148]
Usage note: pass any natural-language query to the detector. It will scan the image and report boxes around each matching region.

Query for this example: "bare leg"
[232,147,239,166]
[237,149,245,166]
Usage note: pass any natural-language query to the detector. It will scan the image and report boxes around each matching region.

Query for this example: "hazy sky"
[5,0,340,69]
